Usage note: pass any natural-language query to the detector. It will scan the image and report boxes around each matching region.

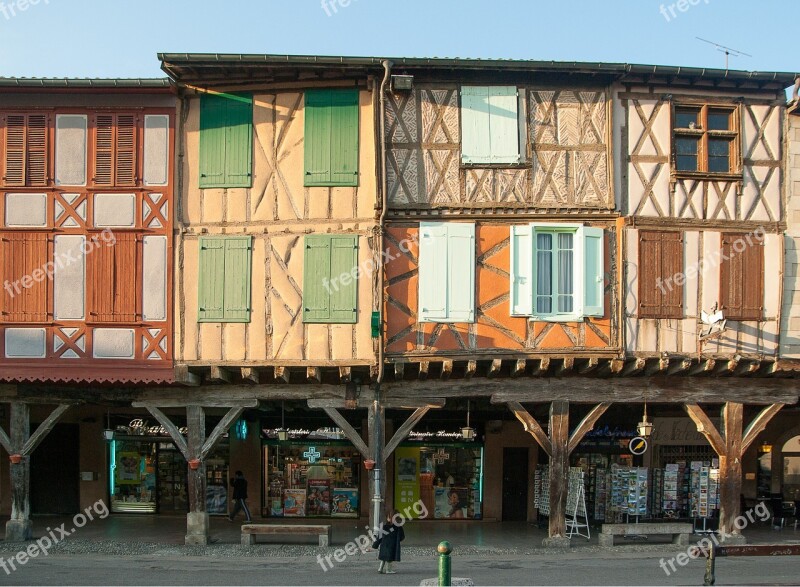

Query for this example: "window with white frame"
[461,86,521,165]
[417,222,475,323]
[510,224,604,321]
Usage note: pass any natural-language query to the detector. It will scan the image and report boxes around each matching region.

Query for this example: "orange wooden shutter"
[2,113,48,187]
[638,231,683,319]
[2,232,49,322]
[93,113,137,187]
[88,232,138,322]
[721,233,764,321]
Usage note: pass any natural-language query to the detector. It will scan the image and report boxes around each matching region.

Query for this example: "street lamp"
[637,403,654,438]
[276,401,289,442]
[461,401,475,441]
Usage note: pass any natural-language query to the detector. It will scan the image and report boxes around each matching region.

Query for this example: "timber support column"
[368,393,385,532]
[7,402,31,541]
[185,405,208,546]
[544,400,570,549]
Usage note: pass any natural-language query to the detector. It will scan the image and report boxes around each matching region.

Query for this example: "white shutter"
[144,115,170,186]
[55,115,87,186]
[446,223,475,322]
[461,87,491,164]
[418,222,449,322]
[582,227,605,317]
[488,86,520,164]
[510,224,534,315]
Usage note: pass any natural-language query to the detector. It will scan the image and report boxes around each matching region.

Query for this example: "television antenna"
[696,37,752,70]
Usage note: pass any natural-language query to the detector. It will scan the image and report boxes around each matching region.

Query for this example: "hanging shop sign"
[407,430,478,442]
[262,427,346,440]
[629,436,648,456]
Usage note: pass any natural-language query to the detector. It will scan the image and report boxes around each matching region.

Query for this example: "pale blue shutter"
[510,225,534,316]
[582,227,605,317]
[488,86,520,164]
[418,223,448,322]
[461,87,491,164]
[446,223,475,322]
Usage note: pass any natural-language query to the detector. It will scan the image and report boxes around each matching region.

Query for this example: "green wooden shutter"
[329,236,358,323]
[488,86,520,164]
[330,90,359,186]
[418,223,450,322]
[303,235,332,322]
[222,236,252,322]
[461,86,492,164]
[510,224,534,316]
[304,90,333,185]
[199,93,253,188]
[198,237,225,321]
[446,223,475,322]
[582,227,605,317]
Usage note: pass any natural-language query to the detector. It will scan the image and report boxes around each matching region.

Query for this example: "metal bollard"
[438,541,452,587]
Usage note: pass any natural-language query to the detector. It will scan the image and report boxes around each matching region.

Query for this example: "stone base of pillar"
[5,519,32,542]
[185,512,209,546]
[719,532,747,545]
[542,536,571,549]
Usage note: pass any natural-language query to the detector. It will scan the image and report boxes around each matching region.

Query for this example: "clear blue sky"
[0,0,796,81]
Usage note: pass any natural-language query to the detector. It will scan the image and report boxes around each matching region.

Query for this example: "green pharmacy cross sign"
[304,447,321,463]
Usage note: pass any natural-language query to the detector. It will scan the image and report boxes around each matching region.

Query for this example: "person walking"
[228,470,252,523]
[373,509,405,574]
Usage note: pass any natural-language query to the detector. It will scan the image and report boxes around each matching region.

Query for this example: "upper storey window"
[304,89,360,187]
[199,93,253,188]
[460,86,521,165]
[673,104,739,176]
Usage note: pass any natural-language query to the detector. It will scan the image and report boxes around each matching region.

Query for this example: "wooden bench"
[598,522,693,546]
[241,524,331,547]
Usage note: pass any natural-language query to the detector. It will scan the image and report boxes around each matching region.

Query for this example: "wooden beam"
[133,399,258,409]
[645,357,669,376]
[684,404,726,456]
[465,360,477,379]
[609,359,625,375]
[200,406,245,460]
[241,368,260,385]
[720,402,744,538]
[532,358,551,376]
[555,357,574,376]
[208,366,233,384]
[440,361,453,380]
[511,359,526,378]
[741,404,783,453]
[507,401,551,456]
[622,358,646,376]
[308,398,445,409]
[578,358,599,375]
[139,404,190,459]
[715,358,739,376]
[735,360,761,376]
[8,402,30,539]
[689,359,716,376]
[307,367,321,384]
[338,366,352,384]
[21,404,71,456]
[274,366,289,384]
[667,359,692,376]
[394,362,404,381]
[384,407,431,459]
[0,425,11,455]
[549,401,570,540]
[322,408,369,459]
[418,361,430,381]
[186,405,206,520]
[568,403,611,454]
[488,359,502,378]
[175,365,201,387]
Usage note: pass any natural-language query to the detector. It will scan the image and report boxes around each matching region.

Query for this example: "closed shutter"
[93,113,138,187]
[488,86,520,164]
[302,234,359,324]
[418,223,449,322]
[446,223,475,322]
[2,113,48,187]
[222,236,252,322]
[329,90,359,186]
[198,237,225,321]
[2,232,49,322]
[89,232,138,322]
[329,236,358,323]
[199,93,253,188]
[720,233,764,320]
[510,225,534,316]
[303,235,332,322]
[461,86,492,164]
[638,231,683,319]
[582,227,605,317]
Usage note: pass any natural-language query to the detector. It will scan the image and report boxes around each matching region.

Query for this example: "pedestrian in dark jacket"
[373,509,405,574]
[228,470,252,522]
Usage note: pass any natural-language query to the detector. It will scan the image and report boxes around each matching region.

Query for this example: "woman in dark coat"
[374,510,405,574]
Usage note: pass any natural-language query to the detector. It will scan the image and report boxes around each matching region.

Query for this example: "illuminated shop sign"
[408,431,477,441]
[121,419,189,437]
[261,427,347,440]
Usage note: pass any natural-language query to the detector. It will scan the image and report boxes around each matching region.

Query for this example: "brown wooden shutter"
[2,232,49,322]
[2,113,48,187]
[720,233,764,321]
[93,113,138,187]
[88,232,138,322]
[638,231,683,319]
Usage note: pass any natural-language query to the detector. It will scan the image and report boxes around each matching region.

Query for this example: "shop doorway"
[502,447,528,521]
[31,423,79,515]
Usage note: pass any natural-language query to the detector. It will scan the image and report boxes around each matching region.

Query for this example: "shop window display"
[110,439,157,513]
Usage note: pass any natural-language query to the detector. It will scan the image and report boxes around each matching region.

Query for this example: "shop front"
[262,428,362,519]
[393,432,484,520]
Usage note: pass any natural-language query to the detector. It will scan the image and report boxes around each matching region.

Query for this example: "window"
[1,232,49,322]
[720,233,764,321]
[303,234,358,324]
[461,86,520,165]
[418,222,475,323]
[510,224,604,321]
[199,93,253,188]
[93,113,137,187]
[637,231,683,319]
[1,112,49,187]
[673,105,738,175]
[304,89,359,187]
[198,236,252,323]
